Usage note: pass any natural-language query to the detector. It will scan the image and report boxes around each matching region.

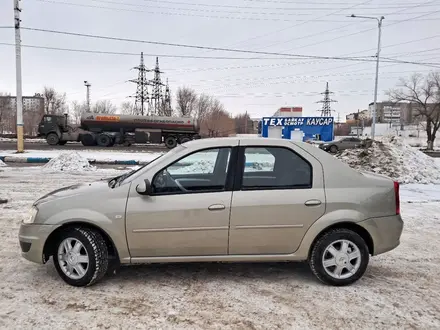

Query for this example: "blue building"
[260,117,334,142]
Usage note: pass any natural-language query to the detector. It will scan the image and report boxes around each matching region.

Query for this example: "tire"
[46,133,60,146]
[96,134,112,147]
[58,141,67,145]
[309,228,369,286]
[179,137,191,144]
[81,134,96,147]
[329,145,339,153]
[165,136,178,149]
[53,227,109,287]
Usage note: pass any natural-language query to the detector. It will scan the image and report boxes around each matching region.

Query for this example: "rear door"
[228,141,326,255]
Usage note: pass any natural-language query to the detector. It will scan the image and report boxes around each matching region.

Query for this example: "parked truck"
[37,113,200,148]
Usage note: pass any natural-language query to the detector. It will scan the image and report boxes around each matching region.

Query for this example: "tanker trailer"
[37,113,200,148]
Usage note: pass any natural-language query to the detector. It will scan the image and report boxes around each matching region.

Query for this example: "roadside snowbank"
[0,159,6,167]
[337,136,440,184]
[43,152,96,172]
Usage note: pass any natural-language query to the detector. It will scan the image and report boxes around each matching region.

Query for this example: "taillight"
[394,181,400,215]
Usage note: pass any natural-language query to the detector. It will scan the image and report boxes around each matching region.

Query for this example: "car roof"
[183,136,308,148]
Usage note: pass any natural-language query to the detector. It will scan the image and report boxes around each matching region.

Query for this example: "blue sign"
[261,116,334,142]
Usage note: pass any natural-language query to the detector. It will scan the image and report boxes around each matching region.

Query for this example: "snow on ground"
[337,136,440,184]
[0,137,47,143]
[0,167,439,329]
[42,152,96,172]
[0,159,6,167]
[0,149,163,163]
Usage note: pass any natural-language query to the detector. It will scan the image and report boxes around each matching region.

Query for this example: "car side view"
[19,137,403,287]
[319,137,365,153]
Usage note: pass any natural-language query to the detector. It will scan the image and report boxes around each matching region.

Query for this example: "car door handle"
[208,204,226,211]
[305,199,322,207]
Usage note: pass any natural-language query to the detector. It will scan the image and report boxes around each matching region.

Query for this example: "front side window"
[44,116,52,123]
[152,147,231,195]
[241,147,312,190]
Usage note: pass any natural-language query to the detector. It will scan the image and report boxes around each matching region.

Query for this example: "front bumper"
[18,223,59,264]
[358,214,404,256]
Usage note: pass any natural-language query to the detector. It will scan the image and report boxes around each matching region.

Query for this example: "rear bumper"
[18,223,59,264]
[358,214,404,256]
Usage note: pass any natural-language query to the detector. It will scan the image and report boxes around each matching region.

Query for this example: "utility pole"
[13,0,24,153]
[84,81,91,112]
[316,82,337,117]
[350,14,385,140]
[129,52,150,116]
[244,110,248,134]
[357,109,360,138]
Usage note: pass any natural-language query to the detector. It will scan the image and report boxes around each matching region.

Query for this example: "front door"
[125,147,235,257]
[229,143,326,255]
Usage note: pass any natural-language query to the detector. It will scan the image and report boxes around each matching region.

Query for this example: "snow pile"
[0,159,6,167]
[337,135,440,184]
[43,152,96,172]
[247,161,274,171]
[170,160,215,174]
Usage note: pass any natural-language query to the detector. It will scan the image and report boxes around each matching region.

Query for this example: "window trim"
[234,145,313,191]
[150,146,238,196]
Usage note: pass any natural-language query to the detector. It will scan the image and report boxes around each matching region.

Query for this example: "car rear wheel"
[329,145,338,153]
[53,228,108,287]
[309,228,369,286]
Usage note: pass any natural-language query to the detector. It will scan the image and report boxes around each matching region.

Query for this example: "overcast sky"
[1,0,439,119]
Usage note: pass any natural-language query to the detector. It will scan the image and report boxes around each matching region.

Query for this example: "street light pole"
[84,81,91,112]
[350,14,384,140]
[13,0,24,153]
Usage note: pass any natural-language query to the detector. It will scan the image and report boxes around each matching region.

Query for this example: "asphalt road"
[0,141,167,152]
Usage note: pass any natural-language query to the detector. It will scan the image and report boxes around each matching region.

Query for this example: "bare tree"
[200,98,234,137]
[120,101,137,115]
[70,101,87,124]
[234,112,252,134]
[388,72,440,150]
[0,92,12,134]
[195,93,211,124]
[43,86,67,115]
[176,87,197,117]
[92,100,117,114]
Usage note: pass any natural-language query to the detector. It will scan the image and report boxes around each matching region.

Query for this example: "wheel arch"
[43,221,120,264]
[308,222,374,259]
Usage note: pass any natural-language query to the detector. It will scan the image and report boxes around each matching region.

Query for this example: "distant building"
[367,101,433,125]
[346,109,370,121]
[273,106,303,117]
[0,94,44,135]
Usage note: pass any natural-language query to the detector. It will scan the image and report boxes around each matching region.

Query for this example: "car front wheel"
[309,228,369,286]
[53,227,108,287]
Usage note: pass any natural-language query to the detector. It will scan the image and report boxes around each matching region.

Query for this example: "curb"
[0,156,258,167]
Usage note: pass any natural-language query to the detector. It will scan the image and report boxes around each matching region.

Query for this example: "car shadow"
[104,261,319,286]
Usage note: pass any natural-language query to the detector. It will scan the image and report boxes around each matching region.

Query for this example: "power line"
[0,42,307,60]
[12,28,440,67]
[242,0,437,4]
[75,0,440,12]
[181,0,439,90]
[18,27,392,62]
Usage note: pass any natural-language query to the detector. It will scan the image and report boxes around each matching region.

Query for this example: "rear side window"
[241,147,312,190]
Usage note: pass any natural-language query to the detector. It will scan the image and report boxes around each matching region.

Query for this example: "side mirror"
[136,179,152,196]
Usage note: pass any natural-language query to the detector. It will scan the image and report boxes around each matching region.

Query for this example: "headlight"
[23,206,38,224]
